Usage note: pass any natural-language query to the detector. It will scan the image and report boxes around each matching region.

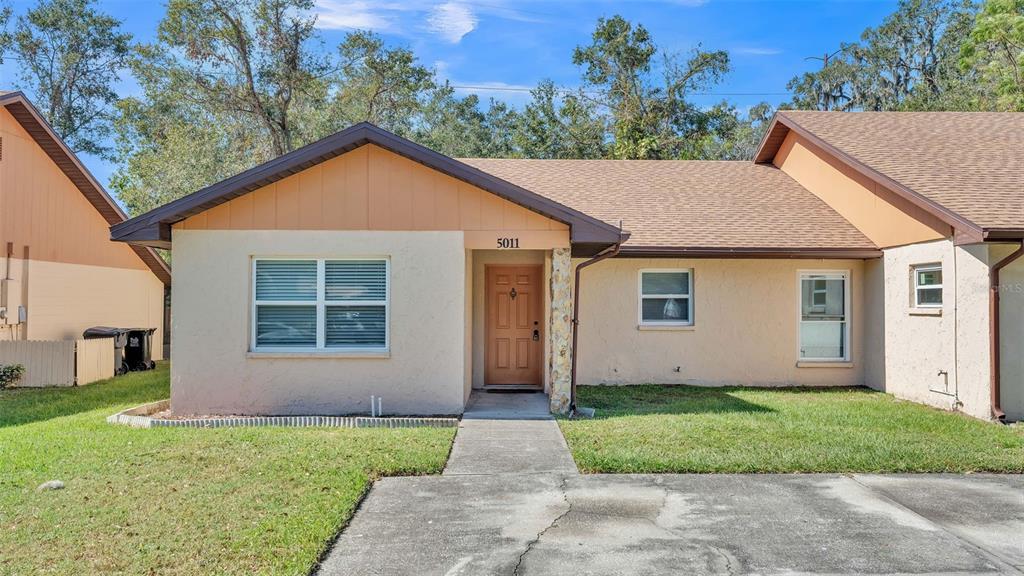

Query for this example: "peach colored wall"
[0,108,165,349]
[573,257,866,387]
[176,145,567,234]
[22,259,164,356]
[774,132,950,248]
[0,109,148,271]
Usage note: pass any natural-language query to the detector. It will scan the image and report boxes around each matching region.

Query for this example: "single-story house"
[111,111,1024,422]
[0,91,169,350]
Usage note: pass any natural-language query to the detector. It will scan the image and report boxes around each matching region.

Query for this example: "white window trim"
[913,263,943,309]
[797,269,851,363]
[251,257,390,354]
[638,268,694,327]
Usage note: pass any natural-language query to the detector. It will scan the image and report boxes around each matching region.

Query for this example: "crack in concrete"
[709,545,738,576]
[512,476,572,576]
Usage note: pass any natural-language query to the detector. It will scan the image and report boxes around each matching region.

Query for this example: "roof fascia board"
[0,91,171,284]
[112,123,624,246]
[759,113,984,241]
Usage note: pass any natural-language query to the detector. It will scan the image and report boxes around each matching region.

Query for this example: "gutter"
[990,240,1024,422]
[569,243,621,414]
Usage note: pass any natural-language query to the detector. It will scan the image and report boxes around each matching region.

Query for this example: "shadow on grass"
[578,384,776,419]
[0,364,168,428]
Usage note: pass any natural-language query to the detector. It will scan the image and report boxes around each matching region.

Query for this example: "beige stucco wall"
[773,132,950,248]
[877,239,1001,420]
[998,252,1024,421]
[573,257,866,387]
[170,229,466,416]
[470,249,548,389]
[878,240,960,411]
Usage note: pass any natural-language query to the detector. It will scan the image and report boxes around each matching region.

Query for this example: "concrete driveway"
[317,392,1024,575]
[318,473,1023,575]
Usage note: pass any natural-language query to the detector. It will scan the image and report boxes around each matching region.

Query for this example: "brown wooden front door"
[485,265,543,386]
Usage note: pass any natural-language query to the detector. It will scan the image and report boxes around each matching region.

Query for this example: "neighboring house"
[111,112,1024,422]
[0,91,169,351]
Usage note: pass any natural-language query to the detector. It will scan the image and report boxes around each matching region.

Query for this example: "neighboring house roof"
[110,122,628,251]
[460,158,880,258]
[756,110,1024,242]
[0,91,171,285]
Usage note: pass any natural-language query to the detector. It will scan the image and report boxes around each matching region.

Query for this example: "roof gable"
[112,123,626,250]
[174,144,569,234]
[0,91,170,284]
[755,110,1024,243]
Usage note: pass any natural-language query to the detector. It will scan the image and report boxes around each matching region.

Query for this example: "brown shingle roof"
[459,158,878,253]
[770,110,1024,233]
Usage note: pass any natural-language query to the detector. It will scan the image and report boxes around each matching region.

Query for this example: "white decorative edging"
[107,400,458,429]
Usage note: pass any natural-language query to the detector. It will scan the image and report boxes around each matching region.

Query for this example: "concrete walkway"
[317,393,1024,575]
[444,391,577,476]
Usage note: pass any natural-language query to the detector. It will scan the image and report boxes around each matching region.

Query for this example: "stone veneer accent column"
[549,247,573,413]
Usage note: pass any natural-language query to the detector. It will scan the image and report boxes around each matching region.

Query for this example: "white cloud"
[314,0,396,31]
[427,2,478,43]
[733,47,783,56]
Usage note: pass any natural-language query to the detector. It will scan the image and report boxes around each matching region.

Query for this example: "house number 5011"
[496,237,520,249]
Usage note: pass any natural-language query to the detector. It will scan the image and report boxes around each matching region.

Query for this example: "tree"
[787,0,982,111]
[960,0,1024,110]
[571,15,730,159]
[4,0,131,157]
[692,102,773,161]
[112,0,332,217]
[148,0,329,158]
[328,31,437,136]
[512,80,605,159]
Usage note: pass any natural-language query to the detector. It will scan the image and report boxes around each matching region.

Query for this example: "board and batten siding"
[176,144,568,234]
[0,108,148,271]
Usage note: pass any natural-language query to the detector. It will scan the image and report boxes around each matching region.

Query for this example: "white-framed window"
[913,264,942,308]
[798,270,849,361]
[638,269,693,326]
[252,258,389,352]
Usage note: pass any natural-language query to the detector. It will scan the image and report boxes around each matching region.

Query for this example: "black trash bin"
[124,328,157,371]
[83,326,130,375]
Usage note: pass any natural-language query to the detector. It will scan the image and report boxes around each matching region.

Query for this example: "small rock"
[37,480,65,491]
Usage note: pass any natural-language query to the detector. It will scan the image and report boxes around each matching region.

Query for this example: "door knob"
[532,329,540,341]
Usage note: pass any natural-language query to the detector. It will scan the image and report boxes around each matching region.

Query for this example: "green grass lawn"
[0,364,455,575]
[560,385,1024,474]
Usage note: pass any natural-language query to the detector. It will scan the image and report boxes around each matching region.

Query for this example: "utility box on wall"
[1,278,23,325]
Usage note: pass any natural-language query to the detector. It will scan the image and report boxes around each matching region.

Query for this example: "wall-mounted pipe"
[990,240,1024,422]
[569,243,621,414]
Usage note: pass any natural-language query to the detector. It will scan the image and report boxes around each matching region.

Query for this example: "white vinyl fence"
[0,338,114,387]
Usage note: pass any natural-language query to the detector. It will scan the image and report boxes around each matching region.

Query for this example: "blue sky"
[0,0,898,189]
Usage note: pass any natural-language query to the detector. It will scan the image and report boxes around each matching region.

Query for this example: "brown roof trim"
[983,228,1024,241]
[0,92,170,285]
[111,122,628,249]
[753,111,985,243]
[618,246,883,259]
